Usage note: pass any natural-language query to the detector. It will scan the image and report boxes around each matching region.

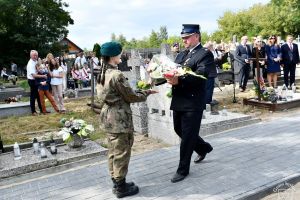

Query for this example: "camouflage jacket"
[96,65,148,134]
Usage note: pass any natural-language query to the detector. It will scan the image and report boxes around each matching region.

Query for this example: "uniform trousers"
[205,77,215,104]
[107,132,134,182]
[173,110,211,176]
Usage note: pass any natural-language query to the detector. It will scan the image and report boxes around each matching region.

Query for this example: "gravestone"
[128,50,149,134]
[146,44,179,143]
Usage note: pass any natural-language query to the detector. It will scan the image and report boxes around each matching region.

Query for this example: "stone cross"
[296,35,300,43]
[160,44,175,61]
[127,49,144,81]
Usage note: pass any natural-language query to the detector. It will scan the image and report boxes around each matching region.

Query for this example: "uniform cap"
[181,24,200,38]
[100,42,122,57]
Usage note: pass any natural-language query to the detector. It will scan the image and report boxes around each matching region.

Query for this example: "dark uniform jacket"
[172,44,216,111]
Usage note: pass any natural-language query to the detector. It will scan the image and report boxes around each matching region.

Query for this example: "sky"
[64,0,270,49]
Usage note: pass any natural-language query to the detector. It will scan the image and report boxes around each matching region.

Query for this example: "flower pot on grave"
[68,133,84,148]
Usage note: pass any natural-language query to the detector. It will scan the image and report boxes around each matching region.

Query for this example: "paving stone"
[1,114,300,199]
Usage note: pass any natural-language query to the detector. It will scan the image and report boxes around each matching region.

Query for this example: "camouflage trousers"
[107,132,134,182]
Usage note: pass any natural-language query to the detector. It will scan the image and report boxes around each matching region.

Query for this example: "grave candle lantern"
[50,138,57,154]
[33,138,39,154]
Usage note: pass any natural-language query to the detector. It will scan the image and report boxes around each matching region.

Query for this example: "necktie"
[289,44,293,51]
[244,45,248,58]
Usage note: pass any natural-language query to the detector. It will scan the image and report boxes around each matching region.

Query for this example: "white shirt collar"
[189,43,201,52]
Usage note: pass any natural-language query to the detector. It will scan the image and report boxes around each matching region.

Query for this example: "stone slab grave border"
[0,139,108,179]
[0,87,29,101]
[64,87,92,99]
[0,102,31,118]
[147,109,261,145]
[244,93,300,111]
[76,87,92,98]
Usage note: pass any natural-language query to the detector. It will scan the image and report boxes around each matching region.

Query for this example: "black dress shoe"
[194,145,213,163]
[194,154,206,163]
[171,173,187,183]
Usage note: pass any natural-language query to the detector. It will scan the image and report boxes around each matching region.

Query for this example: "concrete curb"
[241,173,300,200]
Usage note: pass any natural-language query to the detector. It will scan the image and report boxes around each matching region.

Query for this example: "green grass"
[17,79,30,91]
[0,97,105,145]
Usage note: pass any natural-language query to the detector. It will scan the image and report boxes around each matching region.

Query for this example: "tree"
[200,31,210,44]
[126,38,137,49]
[210,31,224,43]
[111,33,116,41]
[117,34,127,47]
[136,37,150,48]
[158,26,168,42]
[93,43,101,58]
[149,30,160,48]
[163,36,182,48]
[0,0,73,67]
[213,1,300,42]
[270,0,300,37]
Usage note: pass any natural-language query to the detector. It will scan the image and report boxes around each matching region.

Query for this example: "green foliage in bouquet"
[222,62,231,71]
[253,79,277,103]
[58,118,94,143]
[166,89,172,98]
[253,79,261,97]
[136,80,151,90]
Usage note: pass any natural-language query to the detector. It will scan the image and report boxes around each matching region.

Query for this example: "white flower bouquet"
[147,54,206,83]
[58,118,94,143]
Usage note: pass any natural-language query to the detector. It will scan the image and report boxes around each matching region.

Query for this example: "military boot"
[115,178,139,198]
[112,178,135,194]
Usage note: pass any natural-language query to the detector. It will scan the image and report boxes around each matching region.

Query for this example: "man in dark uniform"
[165,24,214,183]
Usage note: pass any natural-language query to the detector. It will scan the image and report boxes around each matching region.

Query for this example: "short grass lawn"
[0,97,105,145]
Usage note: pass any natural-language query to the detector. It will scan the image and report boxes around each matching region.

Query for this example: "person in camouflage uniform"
[96,42,157,198]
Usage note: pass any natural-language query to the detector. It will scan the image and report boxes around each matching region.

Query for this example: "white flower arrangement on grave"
[58,118,94,144]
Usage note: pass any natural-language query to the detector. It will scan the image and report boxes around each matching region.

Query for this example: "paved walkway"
[1,113,300,200]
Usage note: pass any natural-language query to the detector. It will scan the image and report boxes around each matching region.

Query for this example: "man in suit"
[165,24,213,183]
[235,36,252,92]
[281,35,300,88]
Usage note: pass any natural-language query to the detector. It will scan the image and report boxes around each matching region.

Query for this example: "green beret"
[100,42,122,57]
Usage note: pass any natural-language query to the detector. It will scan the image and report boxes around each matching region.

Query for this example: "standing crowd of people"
[203,35,299,95]
[69,51,96,89]
[26,50,66,115]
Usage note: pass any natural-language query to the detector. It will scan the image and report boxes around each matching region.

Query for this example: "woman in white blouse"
[49,58,66,113]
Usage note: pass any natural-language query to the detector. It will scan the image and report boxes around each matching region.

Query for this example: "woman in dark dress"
[252,38,266,80]
[265,35,281,88]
